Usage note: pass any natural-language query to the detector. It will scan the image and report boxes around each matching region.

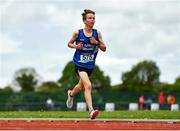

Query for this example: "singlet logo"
[80,39,84,41]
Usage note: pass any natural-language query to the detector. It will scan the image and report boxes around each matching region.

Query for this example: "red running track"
[0,120,180,130]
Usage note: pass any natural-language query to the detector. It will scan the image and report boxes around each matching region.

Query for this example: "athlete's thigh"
[78,71,91,87]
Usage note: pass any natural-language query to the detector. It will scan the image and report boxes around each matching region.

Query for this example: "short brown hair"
[81,9,95,21]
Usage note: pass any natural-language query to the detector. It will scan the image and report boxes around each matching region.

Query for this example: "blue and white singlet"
[73,29,99,69]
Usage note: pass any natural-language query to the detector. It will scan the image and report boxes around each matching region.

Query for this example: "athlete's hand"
[90,37,99,46]
[76,42,83,50]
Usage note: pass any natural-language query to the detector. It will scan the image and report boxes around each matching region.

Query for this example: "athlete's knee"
[84,82,91,90]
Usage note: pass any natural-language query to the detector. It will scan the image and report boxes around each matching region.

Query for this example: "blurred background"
[0,0,179,111]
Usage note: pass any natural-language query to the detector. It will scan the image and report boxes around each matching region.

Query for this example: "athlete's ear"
[83,19,86,24]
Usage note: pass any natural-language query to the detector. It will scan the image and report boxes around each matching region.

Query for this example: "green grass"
[0,111,180,119]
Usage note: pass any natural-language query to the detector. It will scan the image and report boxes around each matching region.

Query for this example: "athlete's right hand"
[75,42,83,50]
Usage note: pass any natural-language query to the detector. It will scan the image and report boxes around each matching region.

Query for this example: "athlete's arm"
[97,31,106,52]
[68,31,83,50]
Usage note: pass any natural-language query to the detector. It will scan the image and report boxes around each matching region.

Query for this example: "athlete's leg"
[66,79,84,108]
[70,79,84,96]
[78,71,94,112]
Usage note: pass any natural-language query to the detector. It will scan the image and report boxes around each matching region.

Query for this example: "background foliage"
[0,60,179,111]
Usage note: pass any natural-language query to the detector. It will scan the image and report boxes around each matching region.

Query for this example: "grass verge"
[0,111,179,119]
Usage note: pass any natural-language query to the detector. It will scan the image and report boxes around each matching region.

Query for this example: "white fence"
[76,102,179,112]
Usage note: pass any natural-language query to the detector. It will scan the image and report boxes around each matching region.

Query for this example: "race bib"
[80,54,94,63]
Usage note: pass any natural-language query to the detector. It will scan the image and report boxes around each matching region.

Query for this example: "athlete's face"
[84,13,95,28]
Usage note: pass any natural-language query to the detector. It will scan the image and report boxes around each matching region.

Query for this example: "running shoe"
[90,109,99,120]
[66,90,73,108]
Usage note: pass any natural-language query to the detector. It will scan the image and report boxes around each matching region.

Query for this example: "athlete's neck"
[84,26,92,34]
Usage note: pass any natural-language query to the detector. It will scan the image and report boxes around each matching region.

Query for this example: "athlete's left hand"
[90,37,99,46]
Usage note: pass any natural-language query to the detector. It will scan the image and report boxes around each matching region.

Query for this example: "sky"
[0,0,180,88]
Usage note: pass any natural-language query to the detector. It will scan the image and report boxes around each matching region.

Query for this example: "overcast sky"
[0,0,180,88]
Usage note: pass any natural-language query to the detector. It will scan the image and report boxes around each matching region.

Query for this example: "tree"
[58,61,79,90]
[58,61,111,90]
[13,68,41,92]
[174,76,180,86]
[121,60,160,92]
[0,86,14,93]
[171,76,180,92]
[90,66,111,89]
[37,81,63,93]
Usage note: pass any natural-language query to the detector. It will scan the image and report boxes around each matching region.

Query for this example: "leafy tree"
[90,66,111,89]
[0,86,14,93]
[37,81,63,93]
[58,61,111,90]
[170,76,180,92]
[13,68,41,92]
[58,61,79,90]
[121,60,160,92]
[174,76,180,86]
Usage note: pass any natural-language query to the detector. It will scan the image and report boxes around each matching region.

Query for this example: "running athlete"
[66,9,106,119]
